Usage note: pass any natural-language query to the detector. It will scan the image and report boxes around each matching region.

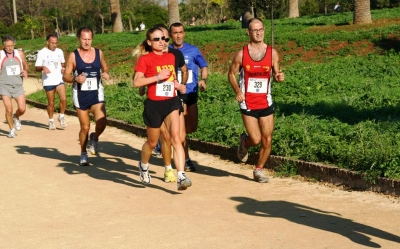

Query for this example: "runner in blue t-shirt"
[169,22,208,172]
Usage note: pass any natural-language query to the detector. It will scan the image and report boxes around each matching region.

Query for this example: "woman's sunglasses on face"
[151,36,170,42]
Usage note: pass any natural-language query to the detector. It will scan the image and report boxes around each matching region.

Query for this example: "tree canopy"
[0,0,397,40]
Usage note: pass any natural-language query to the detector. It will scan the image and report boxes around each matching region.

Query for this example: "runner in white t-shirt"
[35,33,67,130]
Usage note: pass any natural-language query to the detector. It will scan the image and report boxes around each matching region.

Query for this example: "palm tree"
[168,0,180,24]
[242,4,255,29]
[288,0,299,18]
[354,0,372,24]
[13,0,17,23]
[110,0,123,32]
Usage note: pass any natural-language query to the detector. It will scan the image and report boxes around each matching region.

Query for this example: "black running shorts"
[240,103,275,119]
[143,97,182,128]
[179,92,198,107]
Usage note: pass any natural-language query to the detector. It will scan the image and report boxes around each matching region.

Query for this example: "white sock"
[178,171,186,180]
[59,114,65,118]
[140,161,149,170]
[49,118,54,122]
[165,165,172,171]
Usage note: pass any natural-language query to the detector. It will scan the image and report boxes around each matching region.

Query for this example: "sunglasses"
[151,36,170,42]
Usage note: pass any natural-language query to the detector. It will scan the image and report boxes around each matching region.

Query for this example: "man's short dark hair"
[46,33,58,40]
[169,22,184,33]
[76,27,94,38]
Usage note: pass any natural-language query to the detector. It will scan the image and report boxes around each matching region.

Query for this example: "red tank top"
[135,52,177,101]
[239,45,273,110]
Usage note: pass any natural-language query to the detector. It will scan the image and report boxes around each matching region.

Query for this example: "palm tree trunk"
[288,0,299,18]
[128,18,133,32]
[168,0,180,24]
[110,0,123,32]
[100,14,105,34]
[354,0,372,24]
[242,6,254,29]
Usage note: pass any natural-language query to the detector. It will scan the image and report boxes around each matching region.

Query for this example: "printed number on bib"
[6,65,21,76]
[156,81,174,97]
[81,78,98,91]
[248,78,268,93]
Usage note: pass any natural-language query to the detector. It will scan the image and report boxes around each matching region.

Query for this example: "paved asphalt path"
[0,79,399,248]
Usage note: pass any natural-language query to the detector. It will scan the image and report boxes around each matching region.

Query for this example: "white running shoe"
[48,120,56,130]
[177,173,192,190]
[89,132,98,155]
[80,153,89,166]
[7,129,16,138]
[58,115,67,128]
[13,114,21,131]
[139,161,151,184]
[253,169,269,183]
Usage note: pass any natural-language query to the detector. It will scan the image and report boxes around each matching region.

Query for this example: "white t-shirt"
[35,47,65,86]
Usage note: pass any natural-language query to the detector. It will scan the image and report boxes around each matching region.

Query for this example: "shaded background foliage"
[0,0,398,40]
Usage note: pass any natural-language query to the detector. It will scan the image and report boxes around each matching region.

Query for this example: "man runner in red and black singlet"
[228,18,284,183]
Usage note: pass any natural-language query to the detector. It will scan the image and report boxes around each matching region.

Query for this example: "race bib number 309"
[247,78,268,93]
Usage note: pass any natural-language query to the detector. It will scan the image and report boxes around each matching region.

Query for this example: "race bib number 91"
[81,77,98,91]
[247,78,268,93]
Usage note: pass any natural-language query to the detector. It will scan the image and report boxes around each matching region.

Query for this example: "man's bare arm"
[180,64,188,85]
[63,52,76,83]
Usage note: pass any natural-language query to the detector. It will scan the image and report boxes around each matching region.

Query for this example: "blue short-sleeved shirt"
[169,42,208,94]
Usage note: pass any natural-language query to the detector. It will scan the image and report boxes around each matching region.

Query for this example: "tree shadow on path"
[15,144,181,194]
[230,197,400,248]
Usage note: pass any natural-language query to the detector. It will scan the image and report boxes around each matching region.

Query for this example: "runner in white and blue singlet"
[72,47,104,110]
[63,27,110,166]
